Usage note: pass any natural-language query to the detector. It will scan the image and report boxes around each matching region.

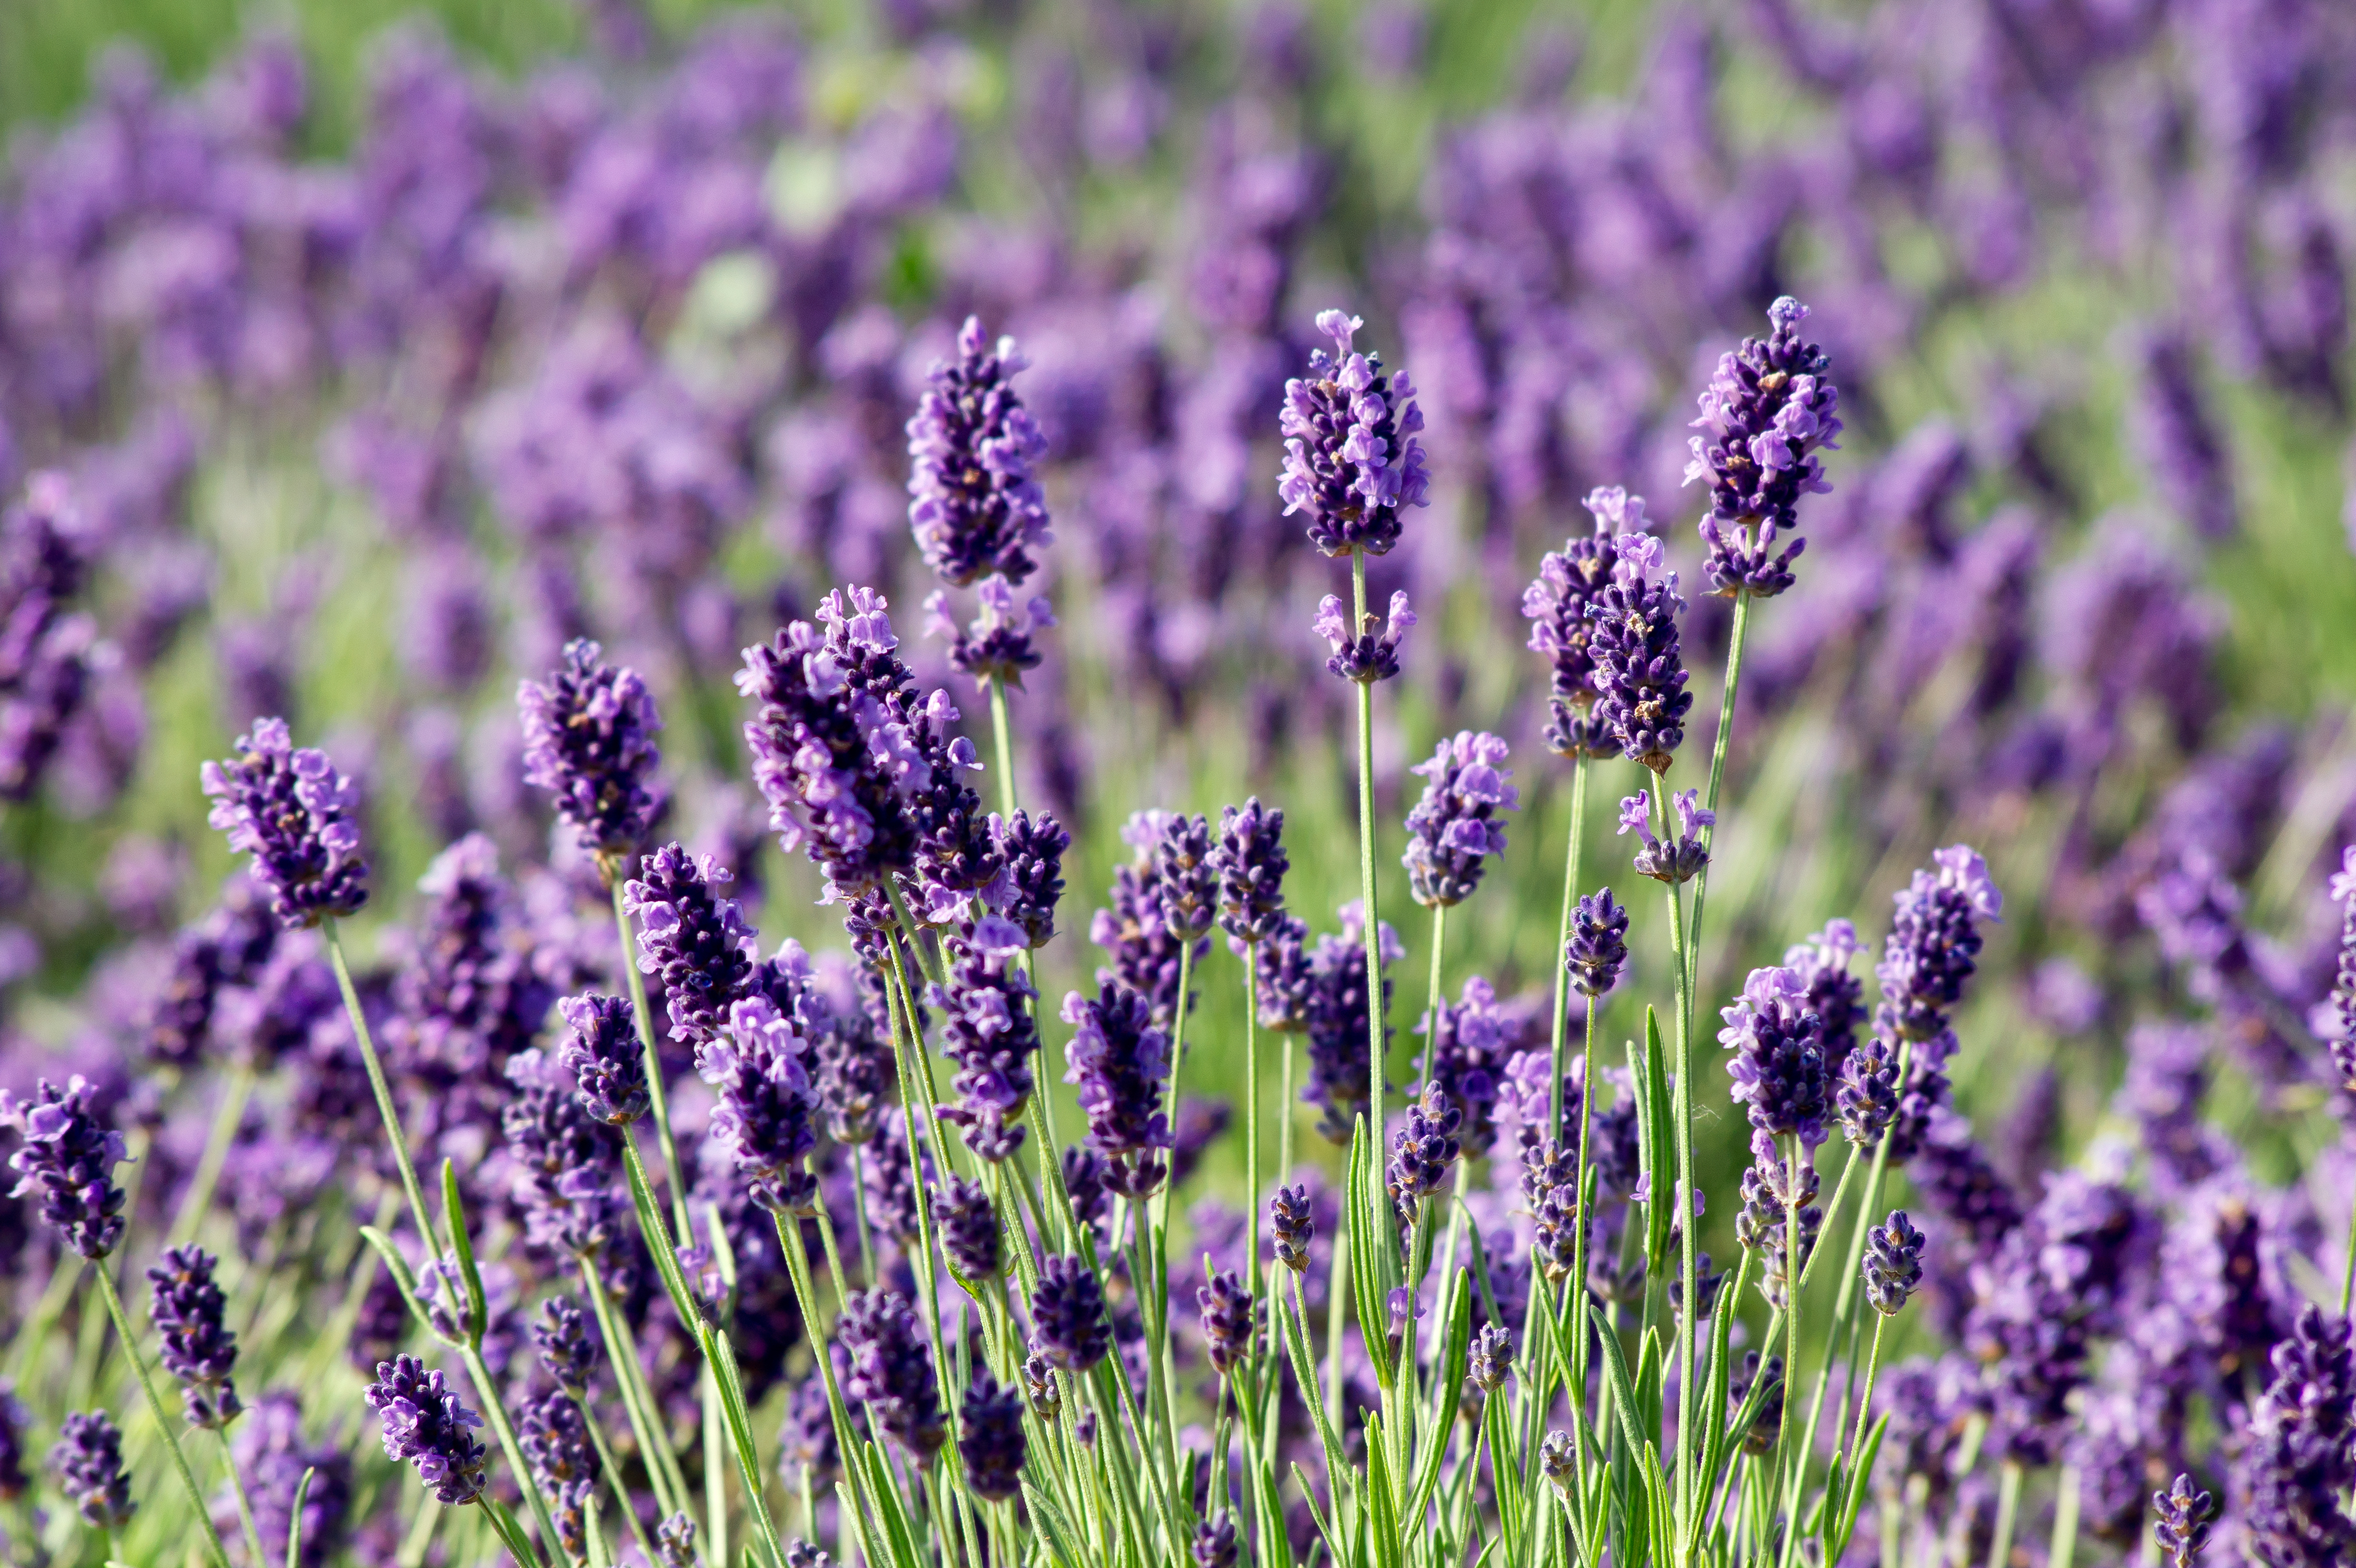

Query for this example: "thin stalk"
[1565,999,1601,1478]
[222,1444,272,1568]
[463,1339,566,1563]
[576,1394,661,1566]
[1350,547,1386,1134]
[1987,1461,2024,1568]
[580,1256,690,1520]
[1323,1222,1350,1427]
[703,1366,728,1568]
[90,1264,234,1568]
[2051,1468,2082,1568]
[1418,904,1448,1090]
[988,679,1020,820]
[1681,591,1751,1008]
[1645,776,1700,1541]
[1548,755,1591,1142]
[1822,1041,1917,1453]
[170,1066,256,1242]
[1775,1133,1804,1559]
[322,918,439,1258]
[609,879,692,1238]
[2342,1194,2356,1316]
[1840,1314,1889,1495]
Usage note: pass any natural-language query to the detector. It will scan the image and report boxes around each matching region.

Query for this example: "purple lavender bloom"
[1420,975,1517,1157]
[235,1393,351,1568]
[1278,310,1430,557]
[1685,297,1842,598]
[0,1382,25,1500]
[1313,590,1415,684]
[1468,1323,1514,1393]
[660,1515,700,1568]
[519,1388,598,1560]
[1718,966,1830,1148]
[1193,1518,1240,1568]
[1863,1210,1926,1315]
[907,317,1052,588]
[1735,1132,1823,1310]
[557,992,646,1125]
[1153,813,1219,943]
[1784,918,1865,1075]
[1523,489,1631,759]
[518,638,664,866]
[1254,914,1318,1033]
[1876,846,2002,1043]
[1402,731,1517,908]
[1210,797,1289,944]
[387,834,548,1086]
[991,810,1069,949]
[148,1245,241,1428]
[1564,888,1631,996]
[626,844,758,1048]
[1620,789,1712,885]
[50,1412,133,1530]
[1835,1037,1900,1148]
[1387,1082,1462,1217]
[1197,1267,1257,1375]
[958,1370,1026,1502]
[700,996,820,1215]
[143,878,279,1068]
[1270,1184,1316,1273]
[934,1172,1000,1282]
[3,1076,129,1259]
[365,1355,489,1505]
[2240,1304,2356,1568]
[840,1289,945,1461]
[1030,1255,1110,1373]
[1588,534,1692,773]
[931,919,1039,1162]
[927,576,1055,689]
[502,1048,624,1259]
[2152,1474,2214,1568]
[1909,1108,2023,1251]
[1302,903,1401,1143]
[2133,329,2237,542]
[2326,846,2356,1090]
[534,1296,598,1395]
[1061,982,1172,1198]
[201,718,370,929]
[0,472,96,803]
[1090,818,1207,1031]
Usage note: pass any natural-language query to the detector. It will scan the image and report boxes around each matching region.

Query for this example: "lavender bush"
[0,3,2353,1567]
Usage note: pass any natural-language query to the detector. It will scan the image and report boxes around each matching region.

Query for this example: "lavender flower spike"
[1588,531,1693,772]
[1279,309,1430,557]
[1316,590,1415,683]
[200,718,369,929]
[1686,296,1842,598]
[1270,1184,1316,1272]
[148,1245,242,1428]
[1718,967,1830,1147]
[957,1371,1026,1502]
[1523,489,1631,759]
[701,995,821,1215]
[840,1290,946,1462]
[1861,1210,1926,1315]
[2152,1474,2213,1568]
[1564,888,1631,996]
[1030,1255,1111,1372]
[2241,1303,2356,1568]
[1062,982,1173,1197]
[927,575,1055,690]
[365,1355,489,1505]
[1403,731,1517,908]
[3,1075,129,1259]
[907,316,1052,588]
[51,1412,134,1530]
[1387,1081,1463,1217]
[626,844,758,1048]
[558,992,648,1125]
[2325,844,2356,1089]
[1619,790,1712,885]
[1875,845,2003,1043]
[1198,1267,1258,1375]
[993,810,1069,949]
[1212,797,1290,944]
[518,638,664,867]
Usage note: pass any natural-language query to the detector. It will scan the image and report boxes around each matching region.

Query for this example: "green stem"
[1548,756,1590,1144]
[1841,1312,1889,1493]
[581,1255,689,1521]
[1987,1461,2024,1568]
[1776,1133,1804,1555]
[90,1265,233,1568]
[987,678,1020,820]
[169,1066,255,1243]
[322,918,440,1258]
[1682,591,1751,1010]
[1646,777,1700,1544]
[1418,903,1448,1091]
[610,879,693,1239]
[463,1340,564,1563]
[1351,547,1386,1135]
[577,1394,661,1566]
[2342,1193,2356,1316]
[2051,1465,2082,1568]
[1566,999,1600,1478]
[221,1439,271,1568]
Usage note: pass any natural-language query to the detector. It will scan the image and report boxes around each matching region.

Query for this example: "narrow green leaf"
[1022,1479,1087,1568]
[287,1466,314,1568]
[1829,1412,1892,1564]
[1586,1304,1650,1469]
[1289,1461,1346,1567]
[1365,1409,1404,1568]
[442,1159,487,1345]
[1347,1118,1394,1391]
[1639,1009,1675,1270]
[357,1226,443,1342]
[1408,1268,1471,1526]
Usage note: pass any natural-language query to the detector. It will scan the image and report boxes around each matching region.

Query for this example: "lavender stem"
[608,880,692,1237]
[89,1264,234,1568]
[322,917,440,1258]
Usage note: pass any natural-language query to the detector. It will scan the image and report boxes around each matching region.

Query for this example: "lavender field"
[0,1,2352,1565]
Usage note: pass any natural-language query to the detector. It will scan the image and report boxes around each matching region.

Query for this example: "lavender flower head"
[660,1515,700,1568]
[1403,731,1516,908]
[1835,1036,1900,1148]
[1301,901,1402,1143]
[1211,797,1289,944]
[907,317,1052,588]
[2326,844,2356,1089]
[934,1172,1000,1282]
[992,810,1069,948]
[958,1370,1026,1502]
[1154,813,1219,942]
[1270,1184,1316,1273]
[518,638,664,867]
[840,1289,946,1462]
[0,1382,25,1500]
[534,1296,598,1395]
[927,576,1055,689]
[365,1355,489,1505]
[1523,488,1633,759]
[1197,1267,1258,1375]
[1420,975,1517,1157]
[3,1075,129,1259]
[200,718,369,928]
[1686,296,1842,598]
[1876,845,2003,1043]
[502,1048,625,1259]
[1862,1209,1926,1315]
[1030,1255,1111,1372]
[1620,789,1712,885]
[2241,1303,2356,1568]
[557,992,647,1125]
[626,844,758,1047]
[700,995,821,1214]
[931,918,1039,1162]
[519,1389,598,1560]
[1388,1081,1463,1217]
[148,1245,241,1427]
[1314,590,1415,683]
[1718,966,1830,1147]
[1279,309,1430,557]
[1193,1519,1240,1568]
[1784,918,1866,1075]
[51,1412,133,1530]
[1564,888,1631,996]
[2152,1474,2214,1568]
[1588,533,1692,772]
[1062,982,1173,1198]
